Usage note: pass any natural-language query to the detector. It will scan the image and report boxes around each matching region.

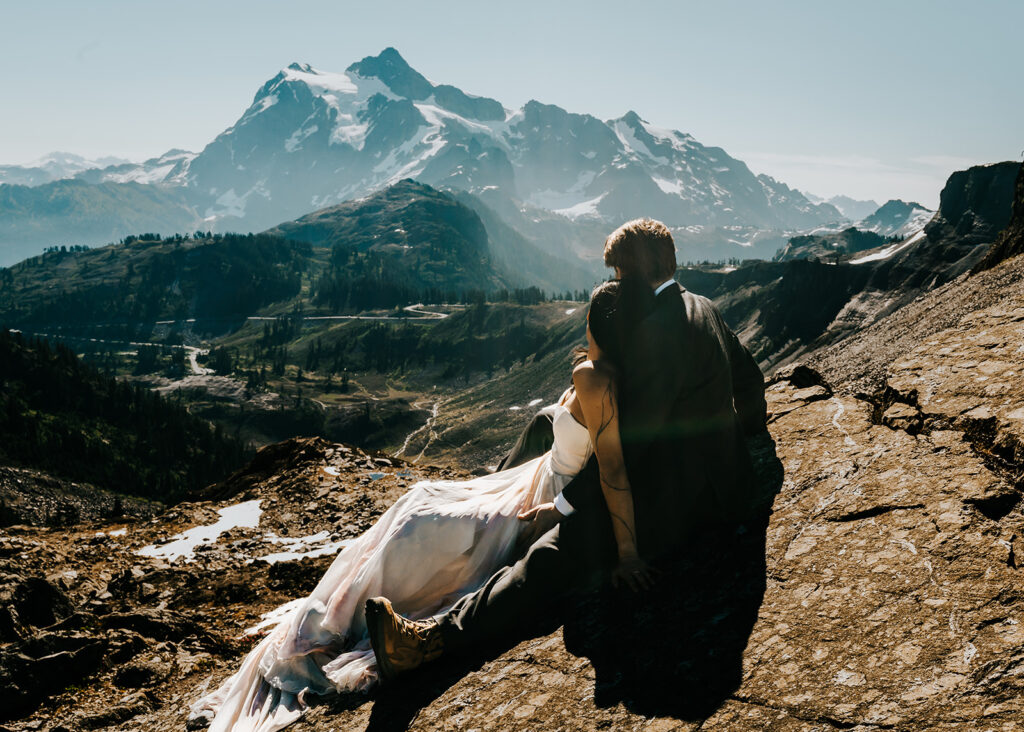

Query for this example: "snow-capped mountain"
[75,150,196,186]
[856,199,934,238]
[0,152,132,186]
[81,48,841,234]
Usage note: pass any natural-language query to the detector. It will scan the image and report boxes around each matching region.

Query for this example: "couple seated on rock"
[192,218,769,732]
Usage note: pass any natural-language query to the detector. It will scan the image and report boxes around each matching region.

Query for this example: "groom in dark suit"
[366,219,767,680]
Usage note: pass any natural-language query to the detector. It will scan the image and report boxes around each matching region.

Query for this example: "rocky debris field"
[0,439,459,731]
[0,466,159,528]
[3,285,1024,731]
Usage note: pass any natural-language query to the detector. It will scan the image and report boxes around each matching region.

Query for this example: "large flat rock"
[888,301,1024,468]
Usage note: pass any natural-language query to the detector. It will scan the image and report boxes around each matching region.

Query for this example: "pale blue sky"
[1,0,1020,206]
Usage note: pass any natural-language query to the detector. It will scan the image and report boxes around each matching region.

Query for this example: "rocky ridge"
[806,161,1024,395]
[682,162,1021,371]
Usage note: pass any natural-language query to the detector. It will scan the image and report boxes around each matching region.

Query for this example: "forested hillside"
[0,232,310,331]
[0,330,247,502]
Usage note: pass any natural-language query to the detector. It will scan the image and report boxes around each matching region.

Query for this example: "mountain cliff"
[972,162,1024,273]
[807,159,1024,394]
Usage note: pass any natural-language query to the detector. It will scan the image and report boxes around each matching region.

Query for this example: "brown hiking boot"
[365,596,444,682]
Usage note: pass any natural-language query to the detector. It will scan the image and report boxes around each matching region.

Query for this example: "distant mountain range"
[0,152,132,187]
[803,193,880,223]
[0,48,853,269]
[82,49,844,232]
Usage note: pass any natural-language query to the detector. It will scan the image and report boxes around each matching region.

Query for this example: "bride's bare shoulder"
[572,360,613,394]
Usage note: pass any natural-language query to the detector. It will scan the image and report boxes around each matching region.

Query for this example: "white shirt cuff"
[553,492,576,516]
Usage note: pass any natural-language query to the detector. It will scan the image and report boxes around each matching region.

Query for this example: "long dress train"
[191,403,592,732]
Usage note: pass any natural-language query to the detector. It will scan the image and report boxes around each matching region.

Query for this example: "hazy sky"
[2,0,1020,207]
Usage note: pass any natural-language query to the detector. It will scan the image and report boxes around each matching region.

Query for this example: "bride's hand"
[610,552,659,593]
[516,502,562,552]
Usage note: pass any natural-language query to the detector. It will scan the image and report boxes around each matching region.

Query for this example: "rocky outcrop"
[974,162,1024,273]
[0,466,157,528]
[925,162,1020,253]
[885,301,1024,476]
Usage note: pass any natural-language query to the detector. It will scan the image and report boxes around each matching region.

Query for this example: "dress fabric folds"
[192,404,592,732]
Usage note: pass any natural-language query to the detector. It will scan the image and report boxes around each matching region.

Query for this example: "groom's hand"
[516,502,562,552]
[611,554,660,593]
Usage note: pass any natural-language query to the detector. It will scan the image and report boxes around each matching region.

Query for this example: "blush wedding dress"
[191,402,592,732]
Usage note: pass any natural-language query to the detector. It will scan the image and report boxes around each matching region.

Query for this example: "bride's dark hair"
[577,278,656,370]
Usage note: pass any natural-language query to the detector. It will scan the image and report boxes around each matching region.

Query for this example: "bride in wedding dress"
[191,279,651,732]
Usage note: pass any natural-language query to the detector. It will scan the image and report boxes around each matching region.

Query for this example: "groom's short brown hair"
[603,218,677,283]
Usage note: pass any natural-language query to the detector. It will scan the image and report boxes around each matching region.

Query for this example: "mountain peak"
[620,110,644,125]
[876,199,928,212]
[286,62,314,73]
[346,47,432,99]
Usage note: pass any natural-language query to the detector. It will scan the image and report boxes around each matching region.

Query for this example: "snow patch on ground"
[137,500,263,563]
[208,189,246,218]
[104,163,175,184]
[850,229,925,264]
[329,116,369,149]
[282,65,358,95]
[524,171,597,211]
[900,207,934,237]
[252,530,352,565]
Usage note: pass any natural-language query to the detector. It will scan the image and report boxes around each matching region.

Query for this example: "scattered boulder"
[114,654,173,688]
[100,608,208,645]
[0,574,73,642]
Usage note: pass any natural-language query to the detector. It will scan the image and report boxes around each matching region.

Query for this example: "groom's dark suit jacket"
[555,282,767,559]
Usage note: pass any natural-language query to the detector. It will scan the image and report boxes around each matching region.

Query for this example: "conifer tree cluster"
[0,329,248,503]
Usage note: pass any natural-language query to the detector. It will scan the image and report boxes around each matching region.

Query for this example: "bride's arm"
[573,364,656,592]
